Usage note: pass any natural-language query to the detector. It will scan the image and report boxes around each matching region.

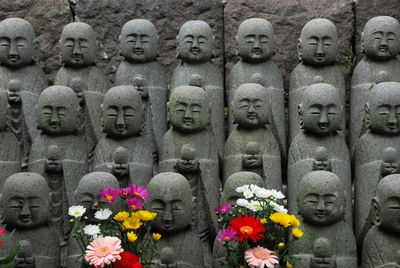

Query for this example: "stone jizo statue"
[310,238,335,268]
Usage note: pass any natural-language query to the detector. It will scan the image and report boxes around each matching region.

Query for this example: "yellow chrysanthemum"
[292,227,304,238]
[286,261,293,268]
[289,214,301,227]
[114,211,129,222]
[123,216,142,230]
[269,212,291,228]
[138,210,157,221]
[152,233,161,241]
[127,231,138,242]
[260,218,267,224]
[278,242,285,248]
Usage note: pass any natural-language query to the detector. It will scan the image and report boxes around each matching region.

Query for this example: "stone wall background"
[1,0,399,90]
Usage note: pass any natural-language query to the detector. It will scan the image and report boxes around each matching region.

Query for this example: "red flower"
[114,252,142,268]
[228,215,265,242]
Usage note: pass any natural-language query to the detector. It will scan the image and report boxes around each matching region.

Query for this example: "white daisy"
[270,189,285,200]
[236,198,251,209]
[248,200,262,212]
[68,205,86,218]
[242,188,254,199]
[236,184,250,193]
[94,208,113,221]
[254,188,273,199]
[270,201,288,213]
[83,224,101,237]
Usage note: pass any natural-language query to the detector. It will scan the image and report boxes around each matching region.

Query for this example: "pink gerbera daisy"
[215,203,232,214]
[245,246,279,268]
[100,187,120,203]
[217,228,236,242]
[127,184,149,200]
[85,236,123,268]
[126,198,143,210]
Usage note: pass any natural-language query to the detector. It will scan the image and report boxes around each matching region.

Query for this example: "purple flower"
[215,203,232,214]
[126,184,149,200]
[126,198,143,211]
[217,229,236,242]
[99,187,120,203]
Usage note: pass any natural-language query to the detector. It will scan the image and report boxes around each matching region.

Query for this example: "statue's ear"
[298,103,304,128]
[176,35,180,59]
[298,38,302,62]
[118,35,123,56]
[235,35,239,56]
[76,106,85,133]
[74,190,78,202]
[100,104,105,132]
[372,198,381,226]
[211,34,217,59]
[361,31,365,54]
[364,102,370,130]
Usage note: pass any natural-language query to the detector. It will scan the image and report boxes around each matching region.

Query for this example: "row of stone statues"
[0,14,398,267]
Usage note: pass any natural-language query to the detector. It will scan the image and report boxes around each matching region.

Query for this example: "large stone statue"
[354,81,400,243]
[0,172,60,267]
[67,172,120,268]
[362,175,400,267]
[115,19,167,154]
[228,18,285,154]
[55,22,109,151]
[28,86,87,262]
[159,84,220,248]
[289,18,345,143]
[0,18,48,166]
[171,20,224,155]
[350,16,400,153]
[292,171,357,267]
[147,172,213,268]
[92,86,153,187]
[224,83,282,189]
[288,83,351,223]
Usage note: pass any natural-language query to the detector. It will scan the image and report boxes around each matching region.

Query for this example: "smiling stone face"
[299,19,338,66]
[237,18,275,63]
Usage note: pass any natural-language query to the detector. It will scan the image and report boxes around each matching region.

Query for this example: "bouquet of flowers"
[215,184,303,268]
[69,183,160,268]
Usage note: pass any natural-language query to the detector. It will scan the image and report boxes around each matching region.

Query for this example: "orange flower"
[228,215,265,242]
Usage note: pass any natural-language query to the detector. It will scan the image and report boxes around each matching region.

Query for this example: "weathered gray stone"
[361,174,400,267]
[221,171,265,204]
[292,171,357,267]
[354,82,400,244]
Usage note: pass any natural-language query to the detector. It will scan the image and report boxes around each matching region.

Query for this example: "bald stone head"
[299,18,338,66]
[120,19,159,63]
[169,85,210,133]
[102,86,143,138]
[367,82,400,136]
[299,82,342,136]
[232,83,271,129]
[222,172,265,203]
[0,18,37,68]
[37,86,81,135]
[1,172,50,229]
[362,16,400,61]
[373,174,400,233]
[147,172,193,233]
[60,22,97,67]
[237,18,275,63]
[177,20,214,63]
[298,171,345,225]
[75,172,120,223]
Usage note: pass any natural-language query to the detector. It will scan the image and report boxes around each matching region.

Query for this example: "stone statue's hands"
[242,154,262,167]
[310,256,336,268]
[176,159,199,173]
[45,159,63,173]
[113,162,129,176]
[312,159,332,172]
[381,161,399,177]
[15,256,35,268]
[7,90,21,103]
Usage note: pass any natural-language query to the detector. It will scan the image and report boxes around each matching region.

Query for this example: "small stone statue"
[92,86,153,187]
[67,172,120,268]
[147,172,213,268]
[350,16,400,153]
[0,172,60,267]
[224,83,282,189]
[292,171,357,267]
[288,83,351,223]
[28,86,87,262]
[159,84,220,237]
[55,22,109,151]
[354,81,400,243]
[115,19,167,154]
[0,18,48,166]
[289,18,345,143]
[171,20,224,155]
[228,18,285,154]
[361,175,400,267]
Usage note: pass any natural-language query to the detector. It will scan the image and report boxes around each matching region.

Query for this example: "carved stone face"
[299,19,338,66]
[60,22,96,67]
[233,83,270,129]
[37,86,80,136]
[1,173,50,229]
[237,18,275,63]
[368,82,400,136]
[75,172,120,223]
[102,86,143,138]
[147,173,192,233]
[0,18,36,68]
[222,172,265,204]
[298,171,345,225]
[300,83,342,136]
[362,16,400,61]
[168,86,209,133]
[374,175,400,233]
[177,20,214,63]
[120,19,158,63]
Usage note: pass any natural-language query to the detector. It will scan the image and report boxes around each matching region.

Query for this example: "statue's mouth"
[116,126,127,133]
[247,113,257,120]
[134,48,144,55]
[8,55,19,62]
[379,45,388,52]
[318,122,329,130]
[190,48,200,55]
[315,212,327,218]
[19,216,32,223]
[251,48,262,54]
[72,54,83,60]
[184,119,194,126]
[161,220,173,229]
[50,122,60,129]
